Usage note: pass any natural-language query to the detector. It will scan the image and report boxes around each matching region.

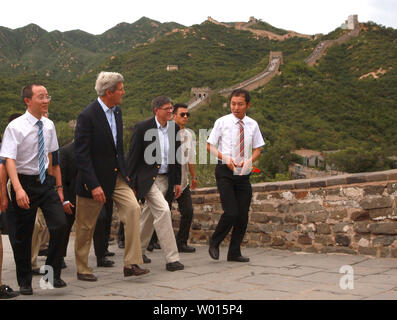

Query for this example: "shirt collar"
[25,110,43,126]
[98,97,114,113]
[231,114,247,124]
[155,116,169,131]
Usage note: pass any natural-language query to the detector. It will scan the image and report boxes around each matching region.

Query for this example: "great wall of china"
[113,15,397,260]
[187,15,360,110]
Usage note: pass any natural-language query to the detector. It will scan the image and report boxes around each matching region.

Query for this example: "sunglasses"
[179,112,190,118]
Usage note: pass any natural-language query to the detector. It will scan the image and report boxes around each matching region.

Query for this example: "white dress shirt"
[207,113,265,162]
[155,117,169,174]
[0,110,59,175]
[98,97,117,146]
[178,128,196,190]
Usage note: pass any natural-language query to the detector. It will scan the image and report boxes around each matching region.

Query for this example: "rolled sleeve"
[207,119,221,146]
[0,125,18,160]
[252,124,265,149]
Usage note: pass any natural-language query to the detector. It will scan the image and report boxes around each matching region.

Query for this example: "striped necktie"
[237,120,244,160]
[36,120,46,184]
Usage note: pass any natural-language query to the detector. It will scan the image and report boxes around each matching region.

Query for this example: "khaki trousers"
[140,175,179,263]
[74,174,142,274]
[31,209,49,269]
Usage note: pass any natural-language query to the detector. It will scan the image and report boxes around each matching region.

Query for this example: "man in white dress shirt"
[207,88,265,262]
[0,84,67,295]
[127,96,184,272]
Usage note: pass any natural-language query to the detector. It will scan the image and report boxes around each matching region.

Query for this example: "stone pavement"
[1,234,397,300]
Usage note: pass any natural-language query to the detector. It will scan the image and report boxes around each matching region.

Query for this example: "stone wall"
[171,169,397,258]
[218,51,282,97]
[305,27,360,66]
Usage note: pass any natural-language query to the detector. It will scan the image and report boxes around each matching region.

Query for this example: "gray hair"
[151,96,173,113]
[95,71,124,96]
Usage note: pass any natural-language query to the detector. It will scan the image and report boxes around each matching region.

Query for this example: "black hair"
[229,88,250,104]
[173,103,188,114]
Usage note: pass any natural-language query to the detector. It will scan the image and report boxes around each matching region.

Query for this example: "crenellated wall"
[171,169,397,259]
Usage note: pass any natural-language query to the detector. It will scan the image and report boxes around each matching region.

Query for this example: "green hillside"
[0,20,396,186]
[248,20,289,35]
[0,17,184,79]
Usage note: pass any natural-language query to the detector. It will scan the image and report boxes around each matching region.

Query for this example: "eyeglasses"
[37,95,51,101]
[158,107,173,111]
[179,112,190,118]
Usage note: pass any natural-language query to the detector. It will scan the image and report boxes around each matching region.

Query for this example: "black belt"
[18,170,48,183]
[158,173,169,176]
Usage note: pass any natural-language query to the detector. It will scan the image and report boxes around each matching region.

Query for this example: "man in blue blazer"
[74,72,148,281]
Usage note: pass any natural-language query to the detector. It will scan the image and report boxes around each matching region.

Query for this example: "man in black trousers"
[172,103,197,253]
[207,89,265,263]
[0,84,67,294]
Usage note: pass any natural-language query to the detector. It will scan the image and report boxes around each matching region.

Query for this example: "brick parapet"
[175,169,397,258]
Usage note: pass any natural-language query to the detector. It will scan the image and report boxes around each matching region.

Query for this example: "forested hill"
[0,17,183,79]
[0,18,396,184]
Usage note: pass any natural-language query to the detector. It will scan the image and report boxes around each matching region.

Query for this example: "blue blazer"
[74,99,128,200]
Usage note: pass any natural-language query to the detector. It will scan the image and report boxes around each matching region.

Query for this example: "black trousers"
[10,174,67,286]
[118,221,124,242]
[175,186,194,246]
[210,164,252,258]
[61,206,75,258]
[93,202,113,258]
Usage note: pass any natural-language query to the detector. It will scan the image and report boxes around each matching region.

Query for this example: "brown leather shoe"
[123,264,150,277]
[77,273,98,282]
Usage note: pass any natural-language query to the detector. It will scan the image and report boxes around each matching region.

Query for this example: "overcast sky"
[1,0,396,35]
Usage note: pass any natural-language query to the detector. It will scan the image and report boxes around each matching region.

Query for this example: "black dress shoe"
[32,268,42,276]
[123,264,150,277]
[178,244,196,253]
[104,250,115,257]
[153,242,161,250]
[77,273,97,282]
[19,285,33,295]
[0,285,19,299]
[118,240,125,249]
[166,261,184,272]
[38,249,48,256]
[227,256,250,262]
[53,278,67,288]
[209,245,219,260]
[97,257,115,267]
[146,243,154,252]
[142,254,151,264]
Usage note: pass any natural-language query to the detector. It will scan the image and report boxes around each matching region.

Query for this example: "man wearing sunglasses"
[172,104,197,253]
